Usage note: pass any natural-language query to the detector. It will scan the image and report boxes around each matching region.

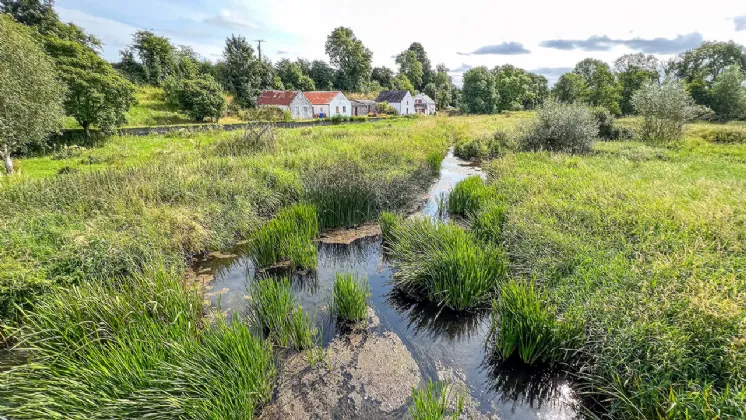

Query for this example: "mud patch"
[319,223,382,245]
[260,308,421,420]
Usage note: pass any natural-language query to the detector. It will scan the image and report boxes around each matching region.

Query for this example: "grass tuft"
[332,273,370,323]
[409,380,464,420]
[250,204,319,269]
[379,211,401,244]
[447,176,498,217]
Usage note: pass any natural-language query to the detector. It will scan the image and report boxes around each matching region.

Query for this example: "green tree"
[493,65,531,112]
[614,54,660,115]
[172,45,202,81]
[275,58,315,91]
[673,41,746,109]
[524,73,549,110]
[164,75,225,122]
[460,66,498,114]
[552,73,587,104]
[371,66,394,89]
[309,60,335,90]
[45,37,136,137]
[632,80,711,142]
[391,74,415,95]
[709,65,746,121]
[0,15,64,173]
[220,35,266,108]
[407,42,433,90]
[2,0,101,49]
[130,30,175,86]
[573,58,621,114]
[433,64,454,110]
[325,27,372,91]
[395,50,423,90]
[115,48,146,84]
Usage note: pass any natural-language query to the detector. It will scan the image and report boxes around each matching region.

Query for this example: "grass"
[475,137,746,418]
[332,273,370,323]
[247,277,318,351]
[408,380,464,420]
[250,204,319,269]
[385,217,508,311]
[0,268,276,419]
[446,175,499,217]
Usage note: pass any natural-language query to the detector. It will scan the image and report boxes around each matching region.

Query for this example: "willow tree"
[0,15,64,174]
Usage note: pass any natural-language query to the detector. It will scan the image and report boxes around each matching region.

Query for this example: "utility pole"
[255,40,265,62]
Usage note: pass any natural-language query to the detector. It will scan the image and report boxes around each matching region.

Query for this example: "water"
[194,150,582,419]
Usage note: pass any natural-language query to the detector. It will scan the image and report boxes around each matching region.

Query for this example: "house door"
[354,107,358,116]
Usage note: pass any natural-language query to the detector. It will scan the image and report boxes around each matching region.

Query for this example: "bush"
[386,218,508,311]
[250,204,319,269]
[454,129,514,161]
[690,124,746,144]
[239,106,290,122]
[409,380,464,420]
[519,102,598,153]
[164,75,226,122]
[247,277,318,350]
[632,80,712,143]
[332,273,370,323]
[593,107,616,140]
[376,101,398,115]
[490,279,582,365]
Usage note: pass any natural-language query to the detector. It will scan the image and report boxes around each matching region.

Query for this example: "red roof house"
[256,90,313,119]
[304,91,351,118]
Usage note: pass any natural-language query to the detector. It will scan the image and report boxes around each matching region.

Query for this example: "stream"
[193,151,582,419]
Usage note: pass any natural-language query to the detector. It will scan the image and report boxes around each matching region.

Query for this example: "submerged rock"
[259,308,421,420]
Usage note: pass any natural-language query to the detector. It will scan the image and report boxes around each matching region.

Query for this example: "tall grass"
[247,277,318,351]
[447,176,498,217]
[386,218,508,311]
[0,268,276,419]
[332,273,370,323]
[490,279,582,365]
[379,211,401,244]
[250,203,319,269]
[409,380,464,420]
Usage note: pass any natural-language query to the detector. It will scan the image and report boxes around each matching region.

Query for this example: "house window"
[343,106,346,113]
[336,106,339,113]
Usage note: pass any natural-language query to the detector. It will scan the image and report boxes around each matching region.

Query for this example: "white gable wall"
[327,93,352,117]
[390,92,415,115]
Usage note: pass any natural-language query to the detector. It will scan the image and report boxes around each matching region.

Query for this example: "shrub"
[376,101,398,115]
[332,273,370,323]
[454,129,514,161]
[709,65,746,122]
[490,279,582,365]
[330,114,345,125]
[593,107,616,140]
[250,204,319,269]
[164,75,226,122]
[690,124,746,144]
[409,380,464,420]
[632,80,712,143]
[520,102,598,153]
[447,176,498,217]
[0,269,277,419]
[239,106,290,122]
[386,218,508,311]
[247,277,318,350]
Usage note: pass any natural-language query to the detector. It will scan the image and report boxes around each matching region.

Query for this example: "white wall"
[327,93,352,117]
[391,92,415,115]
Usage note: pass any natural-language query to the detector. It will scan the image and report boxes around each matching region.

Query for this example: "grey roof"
[415,93,435,104]
[375,90,410,103]
[351,99,376,106]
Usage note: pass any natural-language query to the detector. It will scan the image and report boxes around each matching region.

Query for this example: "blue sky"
[56,0,746,85]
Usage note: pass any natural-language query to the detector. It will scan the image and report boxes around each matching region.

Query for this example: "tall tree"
[493,65,531,112]
[460,66,498,114]
[552,73,588,104]
[371,66,394,89]
[395,50,423,90]
[573,58,621,114]
[1,0,101,49]
[130,31,175,86]
[172,45,202,81]
[433,64,454,110]
[325,27,372,91]
[45,37,136,137]
[0,15,64,173]
[524,73,549,110]
[407,42,433,90]
[275,58,315,91]
[614,54,660,115]
[221,35,266,108]
[709,65,746,121]
[391,74,415,95]
[672,41,746,109]
[309,60,335,90]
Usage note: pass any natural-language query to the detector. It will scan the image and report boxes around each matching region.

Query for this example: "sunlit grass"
[332,273,370,323]
[409,380,464,420]
[250,204,319,269]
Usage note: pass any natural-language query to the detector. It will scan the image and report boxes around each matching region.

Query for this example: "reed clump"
[250,204,319,269]
[332,273,370,323]
[409,380,464,420]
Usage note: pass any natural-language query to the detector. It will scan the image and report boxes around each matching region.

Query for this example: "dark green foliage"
[325,27,372,91]
[460,66,498,114]
[454,129,514,161]
[519,102,598,153]
[0,269,277,419]
[447,176,498,217]
[275,58,316,91]
[250,204,319,270]
[709,65,746,121]
[220,35,270,108]
[129,30,175,86]
[573,58,622,115]
[332,273,370,322]
[247,277,318,350]
[309,60,335,90]
[490,279,582,365]
[164,75,226,122]
[385,218,508,311]
[372,66,395,89]
[409,380,464,420]
[592,107,616,140]
[552,73,588,104]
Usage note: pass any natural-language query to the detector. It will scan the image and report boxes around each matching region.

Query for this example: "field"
[1,113,745,419]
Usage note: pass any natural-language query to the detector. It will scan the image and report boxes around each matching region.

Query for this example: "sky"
[55,0,746,86]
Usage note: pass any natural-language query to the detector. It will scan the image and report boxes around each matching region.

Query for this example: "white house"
[375,90,415,115]
[304,91,352,118]
[256,90,313,119]
[414,93,436,115]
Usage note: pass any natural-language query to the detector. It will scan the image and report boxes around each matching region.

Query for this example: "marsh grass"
[250,204,319,269]
[332,273,370,323]
[490,279,582,366]
[409,380,464,420]
[447,176,499,217]
[470,203,507,244]
[247,277,318,351]
[0,268,276,419]
[386,218,508,311]
[379,211,400,244]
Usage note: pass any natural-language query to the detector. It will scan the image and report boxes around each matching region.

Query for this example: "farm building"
[375,90,415,115]
[414,93,436,115]
[350,99,376,117]
[304,91,352,118]
[257,90,313,120]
